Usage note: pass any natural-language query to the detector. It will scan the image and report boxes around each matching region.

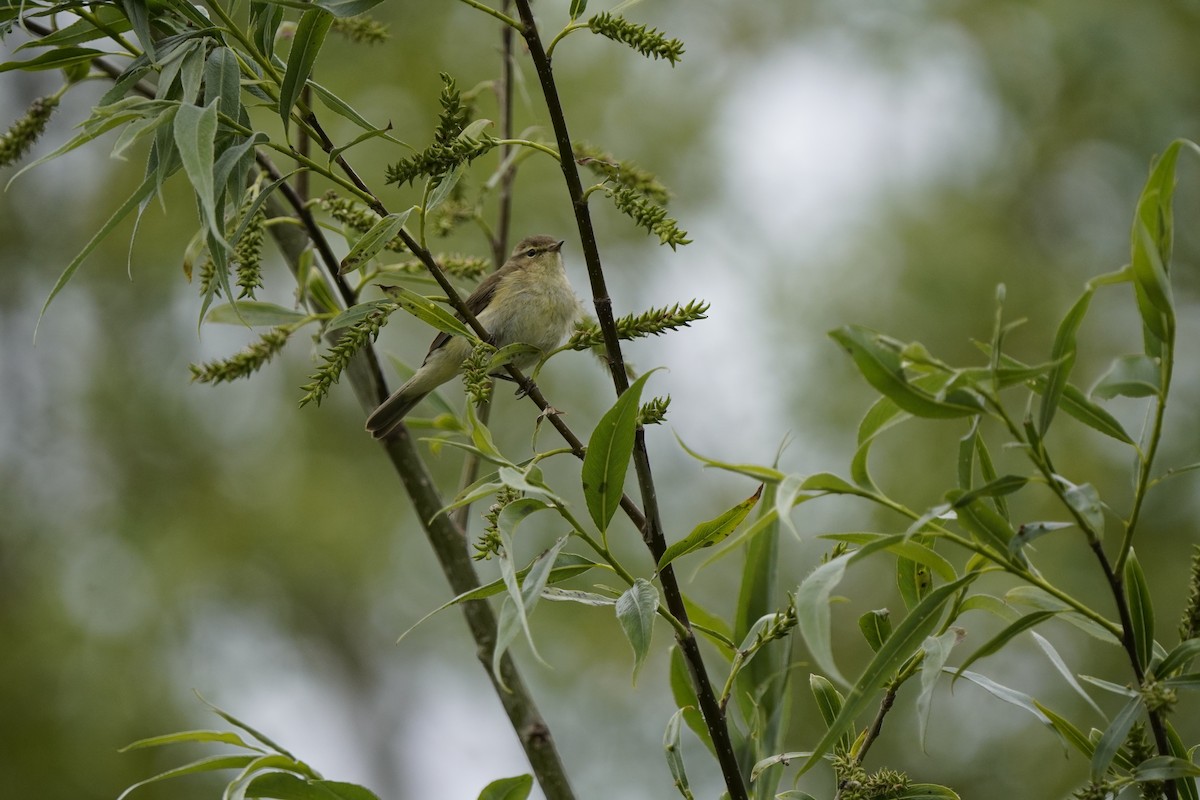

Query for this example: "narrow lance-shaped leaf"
[858,609,892,653]
[1091,354,1162,400]
[173,100,225,251]
[795,553,852,686]
[917,629,962,750]
[339,209,412,274]
[798,575,975,775]
[616,578,658,683]
[1091,694,1144,781]
[379,284,475,341]
[952,611,1056,684]
[279,8,334,134]
[829,325,983,419]
[1039,288,1092,435]
[658,485,762,570]
[581,369,659,532]
[1124,551,1155,671]
[663,708,693,800]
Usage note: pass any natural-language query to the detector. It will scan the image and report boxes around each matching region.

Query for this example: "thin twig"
[511,3,750,798]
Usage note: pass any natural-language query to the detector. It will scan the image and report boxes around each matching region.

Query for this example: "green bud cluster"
[299,304,394,407]
[607,185,690,248]
[234,198,266,300]
[587,13,684,65]
[320,192,409,252]
[190,328,291,384]
[463,341,497,407]
[428,197,477,237]
[638,395,671,426]
[568,300,709,350]
[1179,544,1200,641]
[1124,724,1165,800]
[330,15,389,44]
[0,95,58,168]
[379,253,491,280]
[574,142,669,204]
[198,256,223,298]
[385,134,495,187]
[475,486,522,561]
[831,756,911,800]
[385,73,493,187]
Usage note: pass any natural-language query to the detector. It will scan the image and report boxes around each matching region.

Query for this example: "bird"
[365,234,582,439]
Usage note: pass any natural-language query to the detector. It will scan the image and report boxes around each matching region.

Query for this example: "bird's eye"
[525,248,537,258]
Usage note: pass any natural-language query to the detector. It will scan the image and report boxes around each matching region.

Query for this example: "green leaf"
[808,673,846,730]
[338,209,413,274]
[893,786,961,800]
[476,774,533,800]
[173,100,223,250]
[917,630,962,750]
[795,553,852,686]
[1009,521,1073,561]
[829,325,983,418]
[379,284,476,341]
[1035,701,1095,759]
[1155,638,1200,678]
[1030,632,1103,716]
[582,370,658,532]
[36,172,157,337]
[1039,288,1092,435]
[1063,482,1104,538]
[952,611,1056,683]
[668,646,714,755]
[851,396,909,490]
[858,609,892,652]
[950,475,1029,509]
[658,485,762,570]
[397,553,599,642]
[309,80,383,132]
[120,730,262,752]
[1124,551,1155,671]
[325,300,392,332]
[204,46,242,121]
[17,9,131,49]
[750,752,814,784]
[1131,756,1200,783]
[798,575,974,775]
[1005,586,1120,644]
[491,531,564,683]
[205,301,308,327]
[673,434,786,482]
[981,348,1135,444]
[616,578,658,683]
[279,8,334,133]
[951,669,1066,742]
[820,533,957,582]
[569,0,589,20]
[540,587,615,606]
[949,491,1015,556]
[245,774,383,800]
[0,46,102,73]
[1091,694,1143,781]
[313,0,387,16]
[663,708,691,800]
[117,756,257,800]
[1092,354,1162,399]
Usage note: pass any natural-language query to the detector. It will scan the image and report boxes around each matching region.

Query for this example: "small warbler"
[365,234,582,438]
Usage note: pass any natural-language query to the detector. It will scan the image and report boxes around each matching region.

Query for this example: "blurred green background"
[3,2,1200,798]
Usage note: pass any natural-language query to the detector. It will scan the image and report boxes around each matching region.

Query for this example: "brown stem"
[511,4,749,798]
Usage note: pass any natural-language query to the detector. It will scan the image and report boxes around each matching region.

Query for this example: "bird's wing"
[422,266,508,362]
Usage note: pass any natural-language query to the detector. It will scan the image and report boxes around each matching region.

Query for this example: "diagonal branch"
[511,3,750,799]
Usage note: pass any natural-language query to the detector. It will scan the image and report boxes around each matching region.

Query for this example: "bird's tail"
[365,381,428,439]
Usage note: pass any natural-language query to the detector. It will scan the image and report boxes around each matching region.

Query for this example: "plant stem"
[455,0,523,30]
[513,4,750,799]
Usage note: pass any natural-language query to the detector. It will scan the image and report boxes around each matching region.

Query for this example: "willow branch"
[511,4,749,799]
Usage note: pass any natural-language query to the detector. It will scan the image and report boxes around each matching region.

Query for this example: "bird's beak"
[552,240,565,252]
